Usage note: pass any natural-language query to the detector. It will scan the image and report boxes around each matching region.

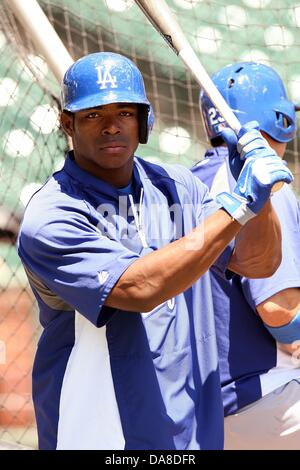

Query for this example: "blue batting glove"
[216,153,293,225]
[221,121,271,180]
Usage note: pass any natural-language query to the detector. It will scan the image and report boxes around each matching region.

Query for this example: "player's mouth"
[99,142,127,154]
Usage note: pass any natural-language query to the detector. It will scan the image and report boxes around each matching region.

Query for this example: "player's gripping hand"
[216,148,293,226]
[221,121,272,180]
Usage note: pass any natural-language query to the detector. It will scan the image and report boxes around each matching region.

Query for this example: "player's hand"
[216,153,293,225]
[221,121,272,180]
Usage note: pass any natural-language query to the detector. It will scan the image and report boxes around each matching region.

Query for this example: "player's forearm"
[105,209,240,312]
[228,200,282,278]
[257,288,300,327]
[257,288,300,355]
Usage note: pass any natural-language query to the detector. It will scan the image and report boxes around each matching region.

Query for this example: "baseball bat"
[134,0,283,192]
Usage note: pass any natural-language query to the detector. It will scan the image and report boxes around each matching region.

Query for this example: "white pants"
[224,379,300,450]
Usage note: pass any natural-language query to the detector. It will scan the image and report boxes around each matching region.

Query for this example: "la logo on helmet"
[96,65,118,90]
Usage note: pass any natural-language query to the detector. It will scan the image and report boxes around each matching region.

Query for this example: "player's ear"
[60,111,74,137]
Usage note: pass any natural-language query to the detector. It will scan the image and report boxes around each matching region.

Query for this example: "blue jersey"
[18,152,230,450]
[192,147,300,416]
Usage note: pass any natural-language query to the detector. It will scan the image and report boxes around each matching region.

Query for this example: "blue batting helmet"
[200,62,299,146]
[61,52,154,144]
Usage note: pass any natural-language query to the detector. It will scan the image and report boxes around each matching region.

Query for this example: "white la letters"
[97,65,117,90]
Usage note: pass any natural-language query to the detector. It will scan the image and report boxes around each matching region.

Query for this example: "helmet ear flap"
[138,104,155,144]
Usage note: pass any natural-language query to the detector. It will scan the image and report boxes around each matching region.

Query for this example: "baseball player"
[18,53,292,450]
[192,62,300,449]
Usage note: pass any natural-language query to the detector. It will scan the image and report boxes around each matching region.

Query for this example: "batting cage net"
[0,0,300,449]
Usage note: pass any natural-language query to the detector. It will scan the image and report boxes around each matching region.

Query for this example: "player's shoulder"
[20,172,88,239]
[272,180,298,205]
[191,147,228,177]
[271,183,300,219]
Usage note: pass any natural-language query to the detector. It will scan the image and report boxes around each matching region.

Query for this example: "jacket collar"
[63,151,144,199]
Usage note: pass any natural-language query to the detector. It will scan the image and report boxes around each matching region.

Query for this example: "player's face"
[261,131,287,158]
[61,103,139,184]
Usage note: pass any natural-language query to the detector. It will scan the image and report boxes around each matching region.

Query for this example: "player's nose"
[101,116,121,135]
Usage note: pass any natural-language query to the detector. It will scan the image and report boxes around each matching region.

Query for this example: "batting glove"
[216,144,293,226]
[221,121,271,181]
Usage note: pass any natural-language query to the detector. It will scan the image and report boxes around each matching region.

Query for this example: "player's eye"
[86,112,100,118]
[120,111,133,117]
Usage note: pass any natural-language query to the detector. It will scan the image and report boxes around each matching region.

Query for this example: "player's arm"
[106,208,243,312]
[257,288,300,355]
[228,200,281,278]
[106,204,280,313]
[106,125,291,312]
[218,122,290,278]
